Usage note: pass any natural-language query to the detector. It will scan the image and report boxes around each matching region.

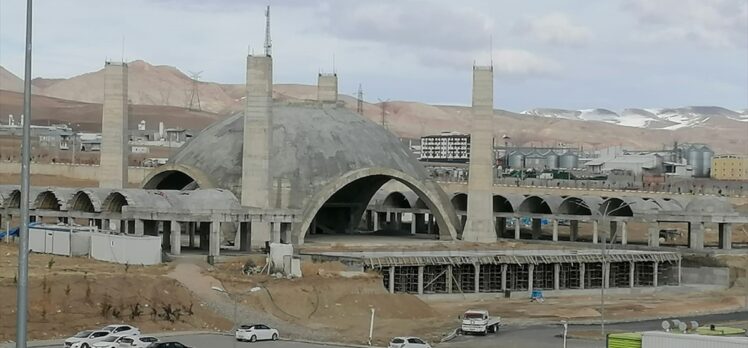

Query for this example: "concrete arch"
[685,197,734,214]
[4,189,21,209]
[493,194,521,213]
[518,195,552,214]
[451,193,468,212]
[414,197,428,209]
[0,185,18,209]
[68,189,110,213]
[33,188,76,211]
[296,167,459,244]
[557,196,604,215]
[141,163,215,190]
[101,189,173,213]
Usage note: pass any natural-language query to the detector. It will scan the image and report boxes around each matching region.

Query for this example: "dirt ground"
[207,256,748,346]
[0,243,231,342]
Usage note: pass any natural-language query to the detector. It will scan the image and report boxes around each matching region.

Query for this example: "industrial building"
[711,154,748,181]
[419,132,470,163]
[502,147,580,170]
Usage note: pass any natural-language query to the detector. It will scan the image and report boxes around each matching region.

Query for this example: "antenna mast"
[356,84,364,115]
[264,5,272,56]
[188,71,203,111]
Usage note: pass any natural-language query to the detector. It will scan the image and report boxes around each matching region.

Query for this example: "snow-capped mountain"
[521,106,747,130]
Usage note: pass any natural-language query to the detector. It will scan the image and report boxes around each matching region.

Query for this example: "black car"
[147,342,191,348]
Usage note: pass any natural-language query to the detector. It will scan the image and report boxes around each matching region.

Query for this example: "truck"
[460,310,501,336]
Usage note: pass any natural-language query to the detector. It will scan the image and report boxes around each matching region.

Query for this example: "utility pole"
[356,84,364,115]
[16,1,33,347]
[377,98,389,130]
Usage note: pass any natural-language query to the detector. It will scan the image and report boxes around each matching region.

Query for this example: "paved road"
[155,334,350,348]
[439,310,748,348]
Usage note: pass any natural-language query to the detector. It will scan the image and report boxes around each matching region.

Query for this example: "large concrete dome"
[143,100,460,243]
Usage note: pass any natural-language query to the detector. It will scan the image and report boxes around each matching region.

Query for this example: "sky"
[0,0,746,111]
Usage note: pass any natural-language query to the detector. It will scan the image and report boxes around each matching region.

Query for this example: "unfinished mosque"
[1,10,746,296]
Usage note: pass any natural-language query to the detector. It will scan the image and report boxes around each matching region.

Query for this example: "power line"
[356,84,364,115]
[187,71,202,111]
[377,98,390,130]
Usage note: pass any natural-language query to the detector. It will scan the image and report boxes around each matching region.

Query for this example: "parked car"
[388,337,432,348]
[91,335,126,348]
[64,330,112,348]
[146,342,191,348]
[100,325,140,337]
[119,336,158,348]
[235,324,279,342]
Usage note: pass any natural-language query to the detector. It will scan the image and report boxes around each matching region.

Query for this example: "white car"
[91,335,125,348]
[64,330,112,348]
[234,324,279,342]
[388,337,432,348]
[118,336,158,348]
[100,325,140,337]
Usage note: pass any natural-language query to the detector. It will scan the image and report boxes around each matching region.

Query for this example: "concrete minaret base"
[99,62,129,189]
[317,73,338,103]
[462,66,495,242]
[241,55,273,208]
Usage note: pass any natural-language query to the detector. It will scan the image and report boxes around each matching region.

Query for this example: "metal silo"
[700,146,713,177]
[545,151,559,169]
[559,151,579,169]
[508,151,525,169]
[525,151,545,169]
[687,145,701,176]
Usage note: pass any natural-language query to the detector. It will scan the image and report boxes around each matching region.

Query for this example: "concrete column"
[552,219,559,242]
[209,219,220,257]
[373,212,379,231]
[427,214,434,234]
[388,267,395,293]
[271,222,281,243]
[280,222,291,244]
[592,220,599,244]
[648,222,660,247]
[579,263,586,290]
[239,222,251,252]
[410,215,417,235]
[199,222,210,250]
[446,265,453,294]
[415,213,425,234]
[677,259,681,286]
[629,261,635,288]
[463,65,496,242]
[241,54,273,208]
[188,222,195,248]
[688,221,705,250]
[514,217,521,240]
[474,264,480,293]
[417,266,424,295]
[530,218,542,240]
[496,217,506,238]
[621,221,628,246]
[570,220,579,242]
[554,263,560,290]
[501,264,507,291]
[251,221,271,247]
[134,219,144,236]
[653,262,659,287]
[170,221,181,255]
[718,223,732,250]
[528,264,535,296]
[395,213,403,231]
[99,61,128,189]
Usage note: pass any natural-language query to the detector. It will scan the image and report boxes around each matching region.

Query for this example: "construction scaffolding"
[454,264,476,293]
[479,264,503,292]
[559,263,581,289]
[534,263,554,290]
[658,261,679,286]
[507,264,529,291]
[393,266,419,293]
[634,262,655,287]
[423,265,448,294]
[585,263,603,289]
[609,262,631,288]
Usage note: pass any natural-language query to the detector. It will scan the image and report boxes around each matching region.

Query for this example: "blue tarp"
[0,222,40,240]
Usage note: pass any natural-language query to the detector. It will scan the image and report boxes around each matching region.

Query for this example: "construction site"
[1,5,747,348]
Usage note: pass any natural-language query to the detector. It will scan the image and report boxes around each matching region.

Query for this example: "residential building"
[712,154,748,181]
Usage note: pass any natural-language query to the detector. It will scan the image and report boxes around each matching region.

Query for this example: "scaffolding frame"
[533,263,554,290]
[609,262,631,288]
[634,262,654,287]
[479,264,503,292]
[559,263,581,289]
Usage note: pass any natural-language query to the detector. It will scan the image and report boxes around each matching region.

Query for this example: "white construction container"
[29,225,92,256]
[642,331,748,348]
[89,233,162,265]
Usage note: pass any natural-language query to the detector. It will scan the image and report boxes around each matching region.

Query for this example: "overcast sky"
[0,0,746,111]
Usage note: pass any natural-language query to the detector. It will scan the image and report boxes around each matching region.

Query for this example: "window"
[115,326,130,332]
[391,338,405,344]
[140,337,158,343]
[407,338,425,344]
[120,338,134,344]
[92,332,109,338]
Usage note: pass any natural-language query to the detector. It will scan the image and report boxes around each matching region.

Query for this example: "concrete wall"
[0,162,151,186]
[681,267,730,288]
[90,233,161,265]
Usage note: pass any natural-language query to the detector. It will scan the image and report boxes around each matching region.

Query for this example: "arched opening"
[451,193,468,212]
[6,190,20,209]
[493,195,514,213]
[558,197,592,215]
[298,169,458,245]
[518,196,552,214]
[600,198,633,217]
[35,191,62,211]
[102,192,129,213]
[69,191,96,213]
[142,170,199,190]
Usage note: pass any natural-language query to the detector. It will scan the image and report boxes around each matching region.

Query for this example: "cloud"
[513,13,593,46]
[324,1,494,51]
[421,49,560,77]
[622,0,748,48]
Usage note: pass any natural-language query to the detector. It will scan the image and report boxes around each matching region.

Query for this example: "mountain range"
[0,60,746,154]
